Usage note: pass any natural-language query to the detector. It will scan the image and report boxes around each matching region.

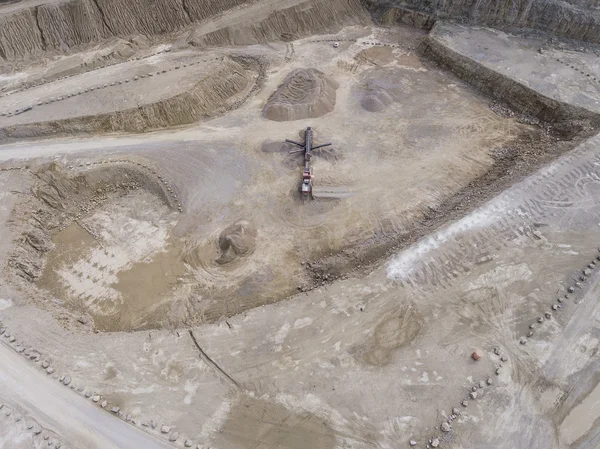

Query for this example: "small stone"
[584,269,592,276]
[63,376,71,386]
[557,298,563,303]
[91,395,100,402]
[479,380,485,388]
[461,399,468,407]
[111,406,120,413]
[538,317,544,323]
[44,435,49,440]
[471,386,477,392]
[126,414,132,422]
[9,336,15,342]
[552,304,558,310]
[486,378,493,385]
[520,337,528,345]
[46,367,55,374]
[452,407,460,415]
[85,391,92,398]
[568,286,575,293]
[34,428,42,435]
[501,355,508,362]
[77,316,88,325]
[151,420,157,429]
[471,351,481,361]
[101,401,107,408]
[431,438,440,448]
[169,432,179,442]
[26,422,33,429]
[576,282,582,288]
[185,440,193,447]
[409,441,417,447]
[470,391,478,399]
[441,422,451,432]
[161,425,171,434]
[496,368,501,375]
[527,331,534,337]
[545,312,552,319]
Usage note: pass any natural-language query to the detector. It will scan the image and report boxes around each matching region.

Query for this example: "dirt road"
[0,342,173,449]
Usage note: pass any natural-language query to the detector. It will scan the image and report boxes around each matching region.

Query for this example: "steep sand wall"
[0,0,251,61]
[0,57,253,141]
[366,0,600,43]
[195,0,368,47]
[0,0,368,61]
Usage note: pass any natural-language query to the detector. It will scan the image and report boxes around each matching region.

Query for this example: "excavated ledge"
[419,23,600,135]
[190,0,369,47]
[0,56,256,142]
[364,0,600,44]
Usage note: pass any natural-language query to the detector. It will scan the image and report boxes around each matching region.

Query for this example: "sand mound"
[263,68,339,122]
[361,88,393,112]
[216,220,257,265]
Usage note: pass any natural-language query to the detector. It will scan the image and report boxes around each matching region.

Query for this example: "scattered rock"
[486,378,493,385]
[185,440,193,447]
[91,395,99,402]
[452,408,459,415]
[461,400,468,407]
[519,337,528,345]
[527,331,534,337]
[479,380,485,388]
[493,347,500,355]
[471,351,481,361]
[111,406,120,413]
[161,425,171,434]
[431,438,440,448]
[500,356,508,362]
[63,376,71,386]
[410,440,417,447]
[169,432,179,442]
[545,312,552,319]
[77,316,88,325]
[441,422,451,432]
[568,286,575,293]
[537,317,544,323]
[470,391,478,399]
[46,367,55,374]
[101,401,107,408]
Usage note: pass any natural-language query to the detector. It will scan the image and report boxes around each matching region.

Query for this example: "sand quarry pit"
[2,1,600,449]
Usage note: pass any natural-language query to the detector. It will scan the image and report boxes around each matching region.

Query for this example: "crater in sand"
[37,191,188,332]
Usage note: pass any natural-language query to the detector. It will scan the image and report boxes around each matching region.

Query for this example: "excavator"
[286,127,331,200]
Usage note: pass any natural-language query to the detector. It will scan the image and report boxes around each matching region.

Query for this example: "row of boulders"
[410,348,504,448]
[307,37,402,49]
[555,57,600,83]
[411,248,600,447]
[0,54,223,118]
[0,48,173,100]
[0,319,203,448]
[0,403,63,448]
[519,251,600,346]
